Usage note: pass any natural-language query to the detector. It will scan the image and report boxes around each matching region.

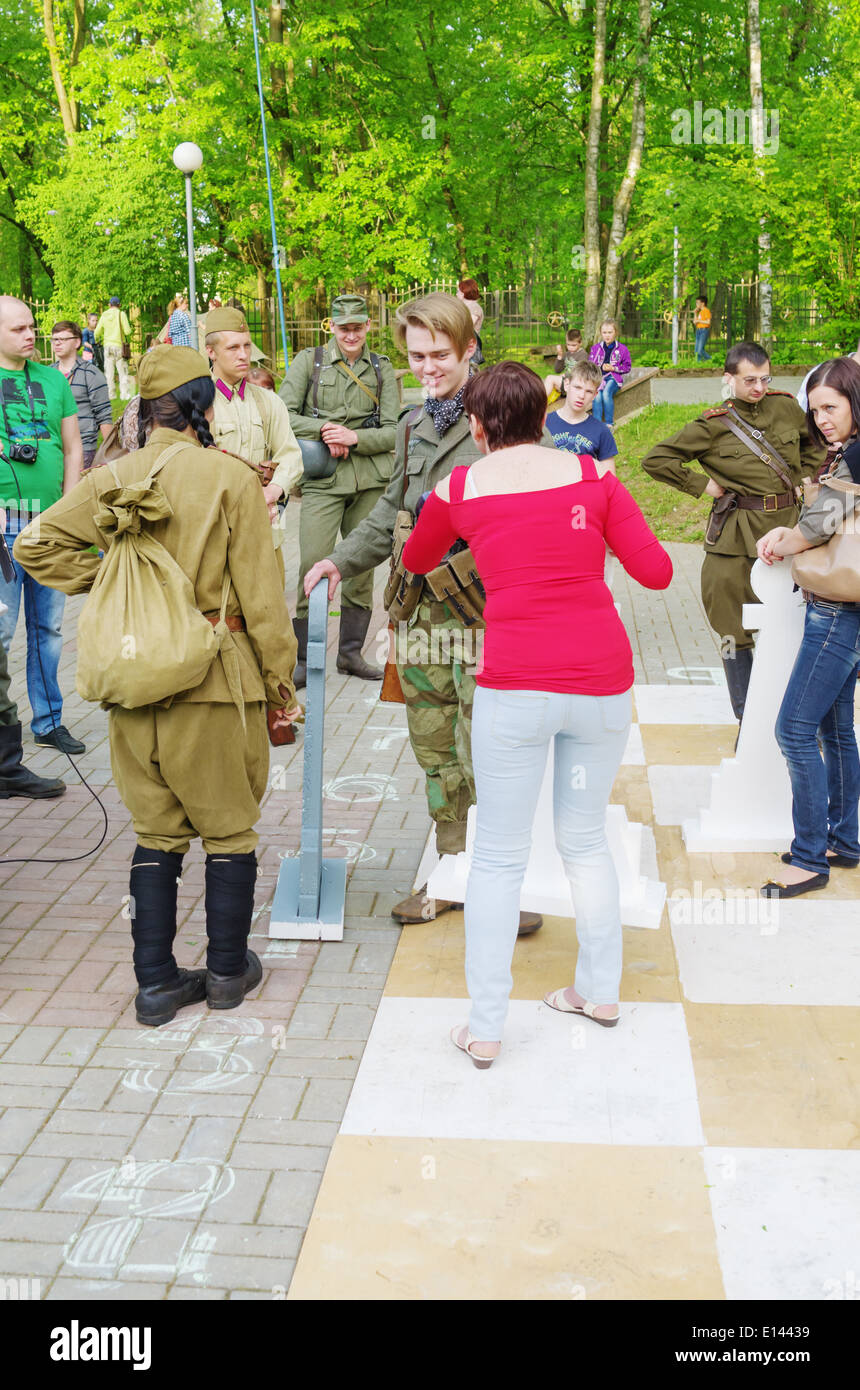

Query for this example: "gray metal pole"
[671,221,679,366]
[184,173,198,339]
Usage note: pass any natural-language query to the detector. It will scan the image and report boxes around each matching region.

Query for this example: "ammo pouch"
[424,545,486,628]
[384,508,423,623]
[705,492,738,544]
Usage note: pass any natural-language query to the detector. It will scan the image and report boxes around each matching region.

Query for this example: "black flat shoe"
[136,969,207,1027]
[760,874,829,899]
[780,852,859,869]
[34,725,86,755]
[206,949,263,1010]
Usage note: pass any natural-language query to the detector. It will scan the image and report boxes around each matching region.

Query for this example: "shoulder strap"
[449,465,470,504]
[578,454,598,481]
[335,356,379,408]
[722,405,794,493]
[401,406,424,504]
[301,345,325,418]
[142,440,190,488]
[370,351,383,403]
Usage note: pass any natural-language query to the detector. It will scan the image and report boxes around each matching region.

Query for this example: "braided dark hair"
[138,375,216,449]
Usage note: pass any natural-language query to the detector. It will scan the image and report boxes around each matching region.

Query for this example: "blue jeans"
[695,328,712,360]
[0,513,66,736]
[592,376,620,424]
[775,599,860,875]
[465,685,632,1039]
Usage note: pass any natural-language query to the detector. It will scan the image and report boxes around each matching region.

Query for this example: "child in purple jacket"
[589,319,632,426]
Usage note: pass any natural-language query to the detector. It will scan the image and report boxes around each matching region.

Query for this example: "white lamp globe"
[172,142,204,174]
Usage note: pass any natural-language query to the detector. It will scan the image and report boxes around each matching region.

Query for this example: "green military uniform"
[642,389,825,718]
[333,406,482,852]
[13,423,297,854]
[279,297,399,619]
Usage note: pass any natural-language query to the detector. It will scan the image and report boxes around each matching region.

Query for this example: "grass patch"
[614,402,713,544]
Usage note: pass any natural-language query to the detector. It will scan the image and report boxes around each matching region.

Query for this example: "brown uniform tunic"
[642,391,825,648]
[13,427,297,853]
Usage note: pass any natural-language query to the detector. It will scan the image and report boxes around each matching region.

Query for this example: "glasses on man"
[51,335,78,344]
[738,375,771,386]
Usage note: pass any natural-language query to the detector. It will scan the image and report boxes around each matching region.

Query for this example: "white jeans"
[104,344,131,400]
[466,685,631,1039]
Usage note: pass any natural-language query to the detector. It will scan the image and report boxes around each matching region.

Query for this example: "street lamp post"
[172,142,204,340]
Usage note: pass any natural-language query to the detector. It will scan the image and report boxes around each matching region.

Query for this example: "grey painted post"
[269,576,347,939]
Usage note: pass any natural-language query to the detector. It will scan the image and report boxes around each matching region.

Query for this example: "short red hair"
[458,278,481,301]
[462,361,546,451]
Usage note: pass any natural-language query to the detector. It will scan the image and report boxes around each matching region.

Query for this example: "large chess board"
[288,685,860,1300]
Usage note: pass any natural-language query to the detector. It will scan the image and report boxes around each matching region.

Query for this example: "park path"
[1,450,856,1301]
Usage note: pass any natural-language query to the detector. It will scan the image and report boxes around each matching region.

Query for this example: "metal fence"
[23,274,854,375]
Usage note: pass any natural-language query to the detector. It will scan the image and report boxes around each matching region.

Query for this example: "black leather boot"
[292,617,308,689]
[136,971,207,1027]
[336,608,382,680]
[204,851,262,1009]
[722,647,754,722]
[0,723,65,799]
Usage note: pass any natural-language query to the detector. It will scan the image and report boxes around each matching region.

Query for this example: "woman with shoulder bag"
[757,356,860,897]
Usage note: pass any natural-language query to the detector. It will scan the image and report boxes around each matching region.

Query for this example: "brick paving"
[0,488,722,1299]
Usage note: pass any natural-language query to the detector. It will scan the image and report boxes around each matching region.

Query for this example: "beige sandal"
[543,988,620,1028]
[450,1024,500,1069]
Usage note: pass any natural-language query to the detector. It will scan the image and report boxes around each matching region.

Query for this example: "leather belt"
[203,612,245,632]
[735,492,793,512]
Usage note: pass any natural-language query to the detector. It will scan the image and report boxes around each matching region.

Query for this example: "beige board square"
[641,725,736,766]
[384,909,681,1005]
[655,824,860,903]
[686,1003,860,1150]
[288,1135,724,1301]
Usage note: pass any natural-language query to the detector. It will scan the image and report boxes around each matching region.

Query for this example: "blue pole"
[249,0,290,371]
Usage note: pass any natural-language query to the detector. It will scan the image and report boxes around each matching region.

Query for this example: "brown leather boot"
[391,886,543,935]
[336,608,383,680]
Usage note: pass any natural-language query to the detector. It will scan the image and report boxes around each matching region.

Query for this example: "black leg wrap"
[129,846,184,988]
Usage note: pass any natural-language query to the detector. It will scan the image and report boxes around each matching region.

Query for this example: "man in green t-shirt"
[0,295,86,754]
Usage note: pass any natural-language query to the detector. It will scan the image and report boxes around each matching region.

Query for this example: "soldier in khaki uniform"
[14,347,299,1027]
[279,294,398,685]
[205,305,303,528]
[643,341,825,722]
[305,293,544,932]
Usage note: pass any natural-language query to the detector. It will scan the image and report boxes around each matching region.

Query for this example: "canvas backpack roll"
[76,443,232,707]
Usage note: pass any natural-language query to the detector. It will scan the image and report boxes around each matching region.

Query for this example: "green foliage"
[615,403,716,544]
[0,0,856,344]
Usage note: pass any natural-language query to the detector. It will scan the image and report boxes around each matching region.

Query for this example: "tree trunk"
[583,0,607,342]
[42,0,84,143]
[596,0,652,330]
[748,0,772,344]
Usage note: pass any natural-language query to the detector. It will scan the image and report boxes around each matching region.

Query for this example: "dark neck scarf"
[423,383,467,436]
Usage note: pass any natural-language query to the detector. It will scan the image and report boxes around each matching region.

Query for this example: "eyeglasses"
[739,375,771,386]
[51,335,78,344]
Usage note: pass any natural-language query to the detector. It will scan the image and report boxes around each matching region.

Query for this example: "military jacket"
[641,391,825,557]
[210,378,303,499]
[13,427,297,707]
[331,407,557,582]
[278,338,398,492]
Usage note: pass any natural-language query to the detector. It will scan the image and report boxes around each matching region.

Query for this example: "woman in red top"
[402,362,672,1067]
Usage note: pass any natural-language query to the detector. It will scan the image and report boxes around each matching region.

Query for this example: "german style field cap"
[331,294,368,325]
[205,306,248,335]
[138,345,212,399]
